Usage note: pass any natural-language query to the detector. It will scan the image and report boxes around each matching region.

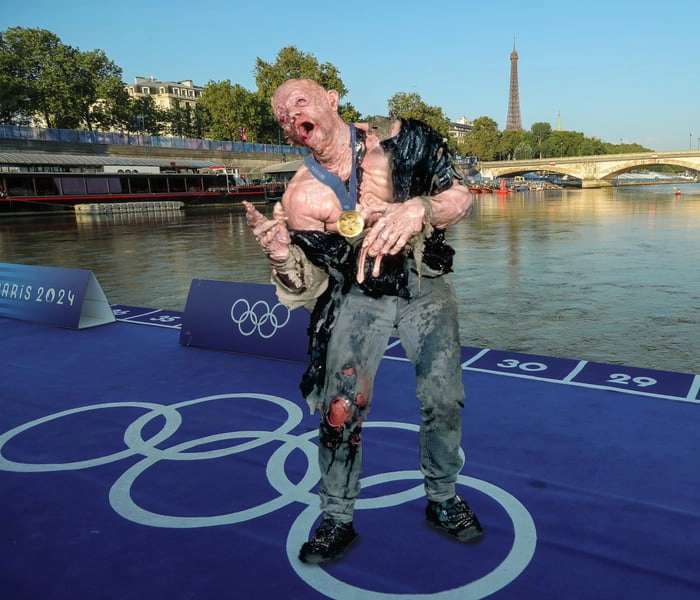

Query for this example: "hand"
[356,199,426,281]
[243,201,291,264]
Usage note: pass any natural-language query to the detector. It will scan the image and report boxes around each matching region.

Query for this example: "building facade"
[126,77,203,111]
[448,116,473,144]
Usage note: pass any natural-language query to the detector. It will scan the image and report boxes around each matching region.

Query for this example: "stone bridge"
[474,150,700,188]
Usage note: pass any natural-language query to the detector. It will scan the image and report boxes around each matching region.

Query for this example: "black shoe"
[299,517,358,564]
[426,495,484,543]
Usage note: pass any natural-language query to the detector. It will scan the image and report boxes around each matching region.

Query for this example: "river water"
[1,183,699,374]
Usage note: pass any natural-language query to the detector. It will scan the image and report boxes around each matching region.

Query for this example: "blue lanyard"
[303,124,357,211]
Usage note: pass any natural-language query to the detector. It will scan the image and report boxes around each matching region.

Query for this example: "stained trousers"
[316,265,466,522]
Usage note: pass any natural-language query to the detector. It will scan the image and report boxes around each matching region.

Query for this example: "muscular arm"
[282,168,338,231]
[243,199,328,305]
[359,118,472,259]
[427,180,473,228]
[360,181,472,262]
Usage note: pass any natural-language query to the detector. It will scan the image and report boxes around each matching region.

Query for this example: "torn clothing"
[316,265,466,520]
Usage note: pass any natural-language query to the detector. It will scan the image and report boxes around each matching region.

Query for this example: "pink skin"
[243,200,290,263]
[246,79,473,280]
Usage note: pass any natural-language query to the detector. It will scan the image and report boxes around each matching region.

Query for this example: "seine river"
[1,183,699,375]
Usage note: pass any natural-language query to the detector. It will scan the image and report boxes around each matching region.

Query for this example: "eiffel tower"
[505,39,523,131]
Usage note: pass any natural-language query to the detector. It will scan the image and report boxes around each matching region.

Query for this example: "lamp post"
[690,133,692,150]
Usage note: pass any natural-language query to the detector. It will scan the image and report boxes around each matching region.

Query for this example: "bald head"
[271,78,343,151]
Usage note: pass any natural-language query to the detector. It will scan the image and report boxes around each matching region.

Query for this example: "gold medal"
[337,210,364,238]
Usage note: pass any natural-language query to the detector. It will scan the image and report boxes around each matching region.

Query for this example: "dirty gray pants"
[316,266,465,523]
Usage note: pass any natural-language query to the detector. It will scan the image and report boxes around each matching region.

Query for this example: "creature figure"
[244,78,483,564]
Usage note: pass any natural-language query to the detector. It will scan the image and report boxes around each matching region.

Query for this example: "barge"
[0,171,274,214]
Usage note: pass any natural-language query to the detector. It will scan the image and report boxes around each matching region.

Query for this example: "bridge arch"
[475,150,700,188]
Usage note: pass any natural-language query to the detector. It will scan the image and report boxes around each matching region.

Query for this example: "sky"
[2,0,699,151]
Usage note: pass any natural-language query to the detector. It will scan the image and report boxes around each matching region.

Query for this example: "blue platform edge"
[111,304,700,405]
[3,302,700,600]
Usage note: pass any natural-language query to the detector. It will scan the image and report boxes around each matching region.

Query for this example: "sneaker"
[426,495,484,543]
[299,517,358,564]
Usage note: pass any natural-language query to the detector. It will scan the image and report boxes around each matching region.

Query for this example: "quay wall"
[0,138,287,175]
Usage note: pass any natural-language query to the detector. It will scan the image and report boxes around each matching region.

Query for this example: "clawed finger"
[253,219,280,238]
[356,245,367,284]
[356,245,386,283]
[371,255,383,278]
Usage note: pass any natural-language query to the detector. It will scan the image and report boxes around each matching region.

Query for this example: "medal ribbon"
[303,124,357,211]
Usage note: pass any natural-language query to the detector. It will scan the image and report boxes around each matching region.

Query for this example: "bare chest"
[285,140,395,230]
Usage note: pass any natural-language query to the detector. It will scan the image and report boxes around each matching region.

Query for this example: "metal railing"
[0,124,306,157]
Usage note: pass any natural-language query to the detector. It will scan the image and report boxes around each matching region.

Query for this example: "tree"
[525,122,552,159]
[254,46,347,102]
[129,96,166,136]
[462,117,500,161]
[0,71,26,124]
[0,26,123,130]
[38,43,85,129]
[513,141,534,160]
[191,103,211,140]
[604,141,649,154]
[498,128,526,160]
[72,49,124,131]
[92,78,133,133]
[338,103,361,125]
[0,27,63,125]
[542,130,581,158]
[252,46,355,143]
[387,92,451,138]
[0,28,658,156]
[577,136,607,156]
[198,81,265,142]
[160,98,211,139]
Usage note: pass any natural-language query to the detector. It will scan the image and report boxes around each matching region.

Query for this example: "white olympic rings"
[230,298,290,338]
[0,394,537,599]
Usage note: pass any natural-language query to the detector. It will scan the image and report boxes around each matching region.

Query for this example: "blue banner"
[179,280,310,363]
[0,263,115,329]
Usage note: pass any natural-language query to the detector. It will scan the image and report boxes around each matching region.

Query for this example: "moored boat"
[0,171,270,214]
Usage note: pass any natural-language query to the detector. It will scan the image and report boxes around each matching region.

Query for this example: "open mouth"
[296,121,314,142]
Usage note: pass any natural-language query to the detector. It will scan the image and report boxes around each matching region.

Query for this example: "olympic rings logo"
[0,394,537,599]
[230,298,291,338]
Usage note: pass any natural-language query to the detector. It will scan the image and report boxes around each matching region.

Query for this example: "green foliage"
[498,129,526,160]
[387,92,450,137]
[0,28,655,158]
[198,81,260,141]
[253,46,348,103]
[0,27,63,125]
[250,46,350,143]
[461,117,500,161]
[128,96,166,136]
[0,26,123,130]
[524,122,552,158]
[338,102,362,124]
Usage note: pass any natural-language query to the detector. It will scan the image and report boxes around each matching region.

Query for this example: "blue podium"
[180,279,310,363]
